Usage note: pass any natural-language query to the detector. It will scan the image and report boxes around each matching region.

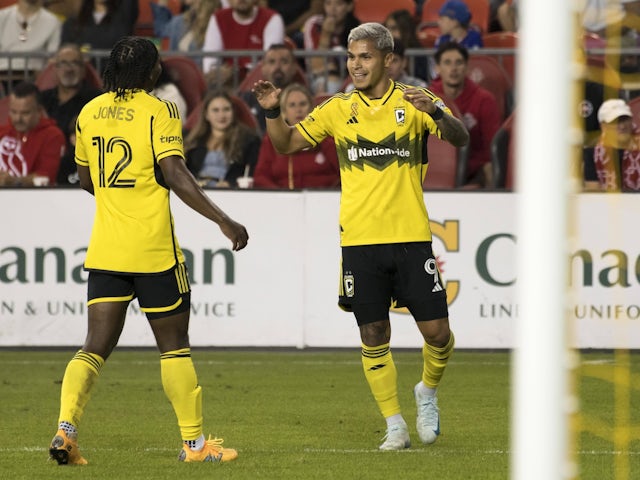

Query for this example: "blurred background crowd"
[0,0,638,191]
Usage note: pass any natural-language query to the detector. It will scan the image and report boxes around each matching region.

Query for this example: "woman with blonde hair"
[152,0,220,52]
[254,83,340,189]
[185,89,260,188]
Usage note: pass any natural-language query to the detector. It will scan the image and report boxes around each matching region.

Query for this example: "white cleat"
[414,383,440,444]
[379,423,411,451]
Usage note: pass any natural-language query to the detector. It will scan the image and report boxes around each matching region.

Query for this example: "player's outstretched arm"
[160,156,249,251]
[403,87,470,147]
[252,80,312,155]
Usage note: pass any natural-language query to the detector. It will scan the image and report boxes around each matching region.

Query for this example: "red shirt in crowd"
[0,117,65,185]
[254,134,340,189]
[429,77,501,181]
[203,6,284,75]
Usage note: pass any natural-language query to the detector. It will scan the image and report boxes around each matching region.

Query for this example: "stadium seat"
[481,31,517,83]
[135,0,182,37]
[416,25,439,48]
[184,94,258,132]
[437,91,463,119]
[423,134,467,189]
[236,60,309,94]
[161,55,207,117]
[490,110,516,190]
[422,0,490,33]
[421,0,446,26]
[467,54,513,120]
[34,61,103,90]
[353,0,416,23]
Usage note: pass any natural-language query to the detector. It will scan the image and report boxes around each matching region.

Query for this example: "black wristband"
[429,106,444,121]
[264,106,281,119]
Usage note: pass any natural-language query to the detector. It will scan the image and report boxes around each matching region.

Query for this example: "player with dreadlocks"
[49,36,248,465]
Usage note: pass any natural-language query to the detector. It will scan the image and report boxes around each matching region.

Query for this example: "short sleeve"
[295,103,332,147]
[152,101,185,162]
[74,116,88,167]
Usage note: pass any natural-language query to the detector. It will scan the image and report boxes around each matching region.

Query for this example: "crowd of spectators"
[0,0,638,190]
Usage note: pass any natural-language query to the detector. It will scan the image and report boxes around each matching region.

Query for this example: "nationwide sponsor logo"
[346,145,411,162]
[339,133,420,170]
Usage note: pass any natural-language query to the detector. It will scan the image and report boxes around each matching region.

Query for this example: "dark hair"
[184,89,255,164]
[267,43,294,54]
[384,9,421,49]
[434,41,469,63]
[11,81,42,105]
[103,36,159,100]
[78,0,121,25]
[393,41,406,58]
[154,61,173,88]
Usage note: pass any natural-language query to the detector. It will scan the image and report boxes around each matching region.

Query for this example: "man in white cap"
[583,98,640,191]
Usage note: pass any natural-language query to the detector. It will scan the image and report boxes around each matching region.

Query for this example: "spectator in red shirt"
[0,81,65,186]
[583,98,640,191]
[254,83,339,189]
[202,0,284,83]
[429,42,500,187]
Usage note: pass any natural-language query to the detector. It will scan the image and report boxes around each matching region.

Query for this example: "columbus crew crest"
[344,274,355,297]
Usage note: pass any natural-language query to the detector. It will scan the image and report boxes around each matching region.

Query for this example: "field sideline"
[0,349,637,479]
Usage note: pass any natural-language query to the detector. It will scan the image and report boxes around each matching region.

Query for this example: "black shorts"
[339,242,448,325]
[87,263,191,320]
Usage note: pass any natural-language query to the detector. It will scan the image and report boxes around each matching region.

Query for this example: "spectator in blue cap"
[435,0,483,49]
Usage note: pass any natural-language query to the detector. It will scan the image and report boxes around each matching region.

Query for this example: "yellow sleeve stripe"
[157,149,184,160]
[75,156,89,166]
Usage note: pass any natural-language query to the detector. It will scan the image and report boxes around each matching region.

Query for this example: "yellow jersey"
[75,90,185,274]
[295,80,450,246]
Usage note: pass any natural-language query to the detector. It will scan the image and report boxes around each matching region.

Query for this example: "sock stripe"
[160,348,192,360]
[361,344,390,359]
[73,350,104,373]
[425,332,455,359]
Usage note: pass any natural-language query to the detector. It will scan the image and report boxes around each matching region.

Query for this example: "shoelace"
[204,435,225,449]
[381,423,405,441]
[417,396,438,425]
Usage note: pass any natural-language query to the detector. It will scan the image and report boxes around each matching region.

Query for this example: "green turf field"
[0,349,637,479]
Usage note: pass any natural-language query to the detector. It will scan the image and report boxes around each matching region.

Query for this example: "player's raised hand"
[403,87,437,115]
[252,80,281,110]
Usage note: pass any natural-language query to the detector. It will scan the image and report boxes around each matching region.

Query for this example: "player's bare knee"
[359,320,391,346]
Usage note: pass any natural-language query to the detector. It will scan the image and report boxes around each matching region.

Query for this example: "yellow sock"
[361,343,401,418]
[160,348,203,441]
[421,331,455,388]
[58,350,104,427]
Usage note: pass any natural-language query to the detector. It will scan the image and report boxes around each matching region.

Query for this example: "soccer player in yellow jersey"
[254,22,469,450]
[49,37,249,465]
